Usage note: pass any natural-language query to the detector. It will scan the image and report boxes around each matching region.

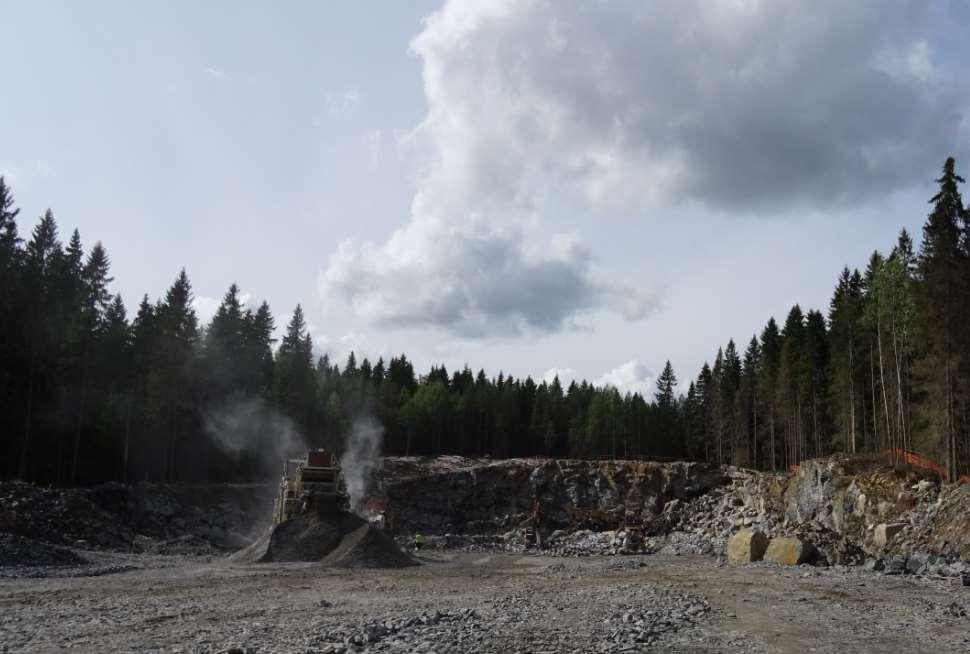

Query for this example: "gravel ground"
[2,551,969,653]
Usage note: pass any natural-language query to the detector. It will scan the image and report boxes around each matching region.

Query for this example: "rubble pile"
[0,534,88,568]
[372,455,970,574]
[232,502,416,568]
[0,481,274,565]
[602,589,711,650]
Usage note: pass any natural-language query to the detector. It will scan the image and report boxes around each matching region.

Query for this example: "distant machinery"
[273,450,348,524]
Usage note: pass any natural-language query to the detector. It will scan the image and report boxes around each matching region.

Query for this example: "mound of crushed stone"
[231,508,417,568]
[0,534,89,567]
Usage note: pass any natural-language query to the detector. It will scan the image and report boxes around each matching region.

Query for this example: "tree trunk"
[875,316,893,461]
[71,358,90,485]
[122,390,134,484]
[16,347,38,481]
[869,345,879,457]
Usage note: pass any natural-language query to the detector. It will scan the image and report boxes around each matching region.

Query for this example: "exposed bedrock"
[372,455,970,570]
[378,457,730,535]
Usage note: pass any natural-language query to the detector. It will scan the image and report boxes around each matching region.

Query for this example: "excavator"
[273,449,348,524]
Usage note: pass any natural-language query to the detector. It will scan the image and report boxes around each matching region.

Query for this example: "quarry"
[2,455,969,653]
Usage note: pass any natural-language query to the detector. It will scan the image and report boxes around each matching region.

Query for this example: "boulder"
[873,523,904,548]
[764,537,813,565]
[727,529,769,563]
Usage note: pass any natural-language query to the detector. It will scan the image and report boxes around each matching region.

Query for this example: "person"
[413,533,425,551]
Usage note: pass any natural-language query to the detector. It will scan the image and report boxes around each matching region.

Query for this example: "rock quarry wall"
[370,455,970,568]
[376,457,730,535]
[2,454,968,572]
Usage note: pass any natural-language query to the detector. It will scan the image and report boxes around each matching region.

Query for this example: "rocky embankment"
[372,455,970,575]
[2,455,969,578]
[0,481,275,567]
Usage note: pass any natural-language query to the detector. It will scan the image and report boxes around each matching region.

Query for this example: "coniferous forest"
[2,158,970,484]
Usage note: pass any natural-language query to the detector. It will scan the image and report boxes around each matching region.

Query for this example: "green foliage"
[6,159,970,483]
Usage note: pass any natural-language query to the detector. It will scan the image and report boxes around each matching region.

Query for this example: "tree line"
[684,157,970,480]
[3,157,969,484]
[0,176,684,484]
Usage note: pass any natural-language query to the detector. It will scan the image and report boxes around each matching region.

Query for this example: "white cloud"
[312,329,387,367]
[401,0,959,212]
[319,218,657,337]
[319,0,964,339]
[594,359,654,397]
[542,367,578,387]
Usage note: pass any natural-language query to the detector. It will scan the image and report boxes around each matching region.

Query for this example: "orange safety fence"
[885,448,947,477]
[788,449,970,482]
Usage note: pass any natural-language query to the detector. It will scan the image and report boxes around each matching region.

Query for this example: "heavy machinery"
[273,449,348,524]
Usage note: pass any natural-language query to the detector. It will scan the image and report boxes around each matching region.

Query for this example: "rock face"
[782,456,970,564]
[727,529,768,563]
[874,523,905,548]
[379,457,730,536]
[764,537,814,565]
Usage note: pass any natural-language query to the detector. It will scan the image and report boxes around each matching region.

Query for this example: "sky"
[3,0,970,397]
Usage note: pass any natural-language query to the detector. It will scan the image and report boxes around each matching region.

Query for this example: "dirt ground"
[1,551,968,653]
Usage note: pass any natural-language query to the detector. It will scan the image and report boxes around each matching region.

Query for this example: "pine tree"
[778,306,806,467]
[17,210,63,480]
[757,319,781,469]
[655,361,677,409]
[0,177,22,478]
[69,242,114,482]
[916,157,967,480]
[739,336,761,467]
[275,305,318,441]
[803,310,829,459]
[205,283,247,398]
[154,269,199,481]
[828,268,864,454]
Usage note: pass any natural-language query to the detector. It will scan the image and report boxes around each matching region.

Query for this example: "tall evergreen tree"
[916,157,967,480]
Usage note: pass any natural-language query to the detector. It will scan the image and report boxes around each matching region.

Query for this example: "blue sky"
[3,1,969,395]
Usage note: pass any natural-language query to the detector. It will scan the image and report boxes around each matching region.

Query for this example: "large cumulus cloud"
[321,0,965,337]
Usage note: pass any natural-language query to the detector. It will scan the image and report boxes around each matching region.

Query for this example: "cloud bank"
[320,0,965,337]
[595,359,655,397]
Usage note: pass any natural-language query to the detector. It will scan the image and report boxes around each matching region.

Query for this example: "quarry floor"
[1,551,968,654]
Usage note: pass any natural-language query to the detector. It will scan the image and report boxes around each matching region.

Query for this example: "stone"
[727,529,769,563]
[764,537,813,565]
[862,557,884,572]
[884,555,908,575]
[873,523,904,548]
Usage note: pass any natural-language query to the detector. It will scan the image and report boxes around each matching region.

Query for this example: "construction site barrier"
[789,449,969,482]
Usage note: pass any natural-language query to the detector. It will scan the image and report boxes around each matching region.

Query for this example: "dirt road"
[1,552,968,653]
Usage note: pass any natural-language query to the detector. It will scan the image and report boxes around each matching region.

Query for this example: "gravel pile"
[233,507,416,568]
[601,589,710,650]
[0,533,88,568]
[0,481,273,557]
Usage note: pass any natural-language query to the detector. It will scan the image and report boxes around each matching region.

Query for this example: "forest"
[1,157,969,484]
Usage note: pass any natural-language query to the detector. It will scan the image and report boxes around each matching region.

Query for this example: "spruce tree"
[917,157,967,480]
